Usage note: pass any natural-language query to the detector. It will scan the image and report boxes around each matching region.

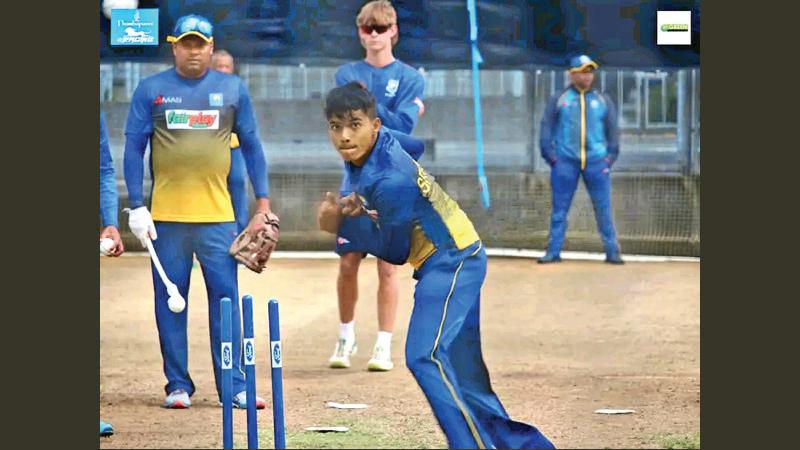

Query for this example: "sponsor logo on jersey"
[165,109,220,129]
[385,79,400,97]
[591,99,599,109]
[209,92,224,107]
[154,95,182,105]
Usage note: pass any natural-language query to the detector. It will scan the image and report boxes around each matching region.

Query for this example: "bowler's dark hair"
[324,82,377,120]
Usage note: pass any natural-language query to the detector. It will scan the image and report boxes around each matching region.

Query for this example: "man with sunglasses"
[123,14,273,410]
[538,54,623,264]
[328,0,427,373]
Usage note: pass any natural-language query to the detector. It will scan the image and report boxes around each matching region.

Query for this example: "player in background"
[317,83,554,449]
[329,0,426,372]
[538,55,623,265]
[123,14,272,410]
[212,49,250,234]
[100,111,123,437]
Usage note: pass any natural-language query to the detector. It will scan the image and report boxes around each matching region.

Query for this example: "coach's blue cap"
[167,14,214,43]
[569,55,599,73]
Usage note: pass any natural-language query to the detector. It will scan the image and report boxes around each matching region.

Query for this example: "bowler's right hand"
[317,192,343,234]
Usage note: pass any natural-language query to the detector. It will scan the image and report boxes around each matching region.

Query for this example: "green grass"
[657,432,700,449]
[239,417,437,449]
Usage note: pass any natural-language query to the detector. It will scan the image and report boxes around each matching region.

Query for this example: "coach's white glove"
[126,206,157,248]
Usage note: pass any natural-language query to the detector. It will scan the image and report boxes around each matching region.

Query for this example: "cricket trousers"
[546,157,620,257]
[406,242,555,449]
[151,221,247,400]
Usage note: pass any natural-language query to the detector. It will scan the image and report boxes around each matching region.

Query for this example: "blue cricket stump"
[242,295,259,449]
[268,299,286,449]
[221,297,234,449]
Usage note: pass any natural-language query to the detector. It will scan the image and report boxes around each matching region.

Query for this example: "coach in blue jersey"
[329,0,426,372]
[123,14,271,410]
[539,55,624,264]
[318,83,555,449]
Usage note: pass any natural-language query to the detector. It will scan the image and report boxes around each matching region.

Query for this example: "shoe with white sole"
[329,337,357,368]
[163,389,191,409]
[231,391,267,410]
[367,345,394,372]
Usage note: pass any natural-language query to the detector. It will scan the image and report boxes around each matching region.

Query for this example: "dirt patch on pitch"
[101,256,699,448]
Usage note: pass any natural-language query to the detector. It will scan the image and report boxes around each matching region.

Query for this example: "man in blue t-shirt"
[123,14,272,410]
[317,83,555,450]
[329,0,426,373]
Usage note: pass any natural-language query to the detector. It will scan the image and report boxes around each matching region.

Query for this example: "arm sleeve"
[376,73,424,134]
[387,129,425,161]
[334,65,353,87]
[123,82,153,209]
[539,93,559,165]
[100,112,119,228]
[603,94,620,165]
[337,178,416,265]
[235,81,270,198]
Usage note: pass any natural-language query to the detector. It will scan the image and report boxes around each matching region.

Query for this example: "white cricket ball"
[168,295,186,313]
[100,238,115,255]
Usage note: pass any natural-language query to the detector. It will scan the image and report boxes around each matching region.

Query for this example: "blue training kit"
[334,58,426,256]
[539,85,621,257]
[339,129,554,449]
[228,144,249,234]
[100,112,119,228]
[123,67,268,400]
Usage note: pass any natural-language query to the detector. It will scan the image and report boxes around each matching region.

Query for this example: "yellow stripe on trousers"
[430,242,485,449]
[580,91,587,171]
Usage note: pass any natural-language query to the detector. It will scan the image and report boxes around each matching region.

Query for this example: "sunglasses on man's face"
[360,24,392,35]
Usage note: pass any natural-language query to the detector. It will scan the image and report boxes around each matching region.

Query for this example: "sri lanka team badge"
[209,92,223,107]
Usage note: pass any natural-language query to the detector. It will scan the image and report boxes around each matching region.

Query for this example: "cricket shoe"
[231,391,267,410]
[99,420,114,437]
[367,345,394,372]
[162,389,191,409]
[329,337,357,368]
[537,254,562,264]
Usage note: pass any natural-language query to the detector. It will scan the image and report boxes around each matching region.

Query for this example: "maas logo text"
[154,95,182,105]
[165,110,220,130]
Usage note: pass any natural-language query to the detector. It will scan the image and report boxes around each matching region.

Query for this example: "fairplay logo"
[657,11,691,45]
[165,109,220,130]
